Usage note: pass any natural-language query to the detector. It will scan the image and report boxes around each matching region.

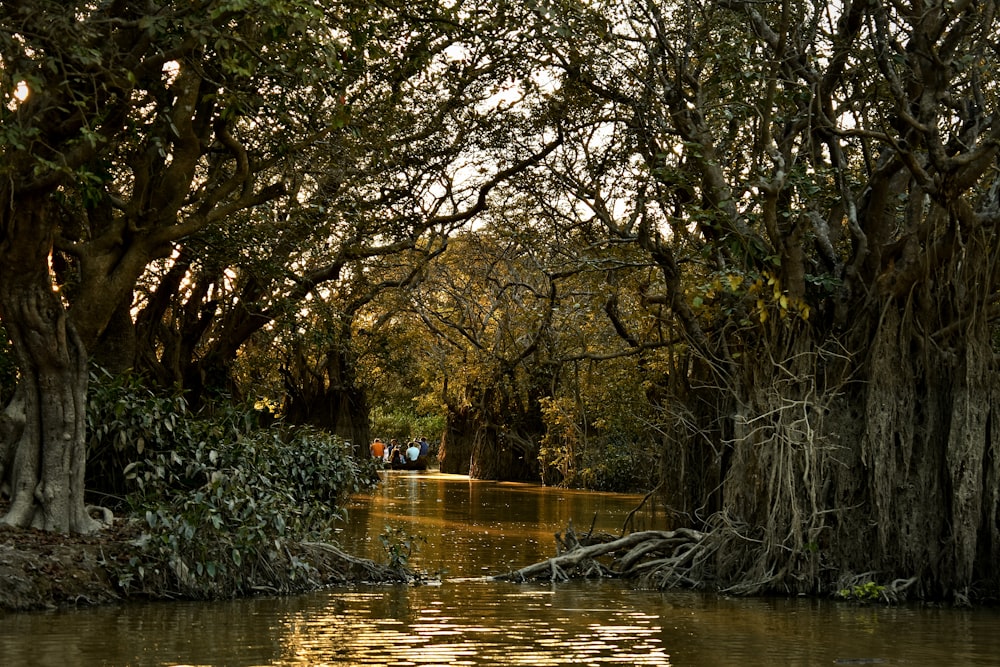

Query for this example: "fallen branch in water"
[620,482,662,536]
[297,541,418,584]
[494,521,707,584]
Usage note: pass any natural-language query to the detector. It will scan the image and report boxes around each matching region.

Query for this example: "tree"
[526,0,1000,599]
[409,228,556,479]
[0,0,357,532]
[122,1,564,451]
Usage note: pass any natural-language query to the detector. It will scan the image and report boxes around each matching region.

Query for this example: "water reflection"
[300,582,672,666]
[339,471,655,578]
[2,471,999,666]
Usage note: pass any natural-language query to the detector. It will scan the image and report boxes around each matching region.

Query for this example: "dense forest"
[2,0,999,603]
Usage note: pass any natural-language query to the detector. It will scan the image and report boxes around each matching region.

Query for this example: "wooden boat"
[389,457,428,471]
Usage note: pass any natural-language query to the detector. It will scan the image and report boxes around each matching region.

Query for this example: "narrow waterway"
[2,470,999,666]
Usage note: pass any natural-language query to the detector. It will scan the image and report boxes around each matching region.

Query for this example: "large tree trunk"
[441,382,542,481]
[281,332,371,458]
[0,196,100,534]
[470,427,539,481]
[677,257,1000,601]
[439,403,474,475]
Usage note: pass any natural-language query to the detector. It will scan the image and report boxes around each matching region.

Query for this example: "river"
[1,470,998,665]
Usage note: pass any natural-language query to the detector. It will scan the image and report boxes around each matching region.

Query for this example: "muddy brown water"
[1,470,998,666]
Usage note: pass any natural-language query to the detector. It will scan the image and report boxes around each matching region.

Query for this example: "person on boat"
[405,441,420,463]
[370,438,385,459]
[418,436,429,458]
[389,443,407,469]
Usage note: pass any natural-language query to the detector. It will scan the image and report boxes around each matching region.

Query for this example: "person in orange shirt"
[370,438,385,459]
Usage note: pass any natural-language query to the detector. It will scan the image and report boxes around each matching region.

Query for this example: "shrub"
[123,423,378,597]
[85,369,379,597]
[85,368,192,504]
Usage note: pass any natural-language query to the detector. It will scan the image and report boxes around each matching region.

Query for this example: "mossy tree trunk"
[281,320,372,457]
[439,403,475,475]
[665,224,1000,600]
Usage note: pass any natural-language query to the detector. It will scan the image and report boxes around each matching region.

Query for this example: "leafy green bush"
[86,368,191,504]
[124,423,375,597]
[85,368,379,597]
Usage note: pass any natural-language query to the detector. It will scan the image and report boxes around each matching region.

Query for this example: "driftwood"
[494,522,708,585]
[297,541,418,585]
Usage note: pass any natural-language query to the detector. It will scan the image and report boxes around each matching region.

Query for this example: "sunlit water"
[2,470,999,666]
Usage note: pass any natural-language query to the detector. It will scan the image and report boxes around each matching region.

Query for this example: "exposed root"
[495,522,707,585]
[86,505,114,528]
[498,521,919,603]
[297,541,420,585]
[620,483,662,536]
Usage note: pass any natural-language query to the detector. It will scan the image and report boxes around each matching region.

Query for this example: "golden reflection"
[341,472,650,579]
[297,474,672,666]
[285,582,673,666]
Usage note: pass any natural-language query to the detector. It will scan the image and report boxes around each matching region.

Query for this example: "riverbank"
[0,518,133,611]
[0,511,410,613]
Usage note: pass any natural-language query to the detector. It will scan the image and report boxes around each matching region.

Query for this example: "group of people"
[370,436,431,470]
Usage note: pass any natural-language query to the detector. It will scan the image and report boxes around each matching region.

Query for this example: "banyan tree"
[523,0,1000,601]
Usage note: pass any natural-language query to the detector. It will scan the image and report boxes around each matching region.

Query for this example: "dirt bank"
[0,520,136,612]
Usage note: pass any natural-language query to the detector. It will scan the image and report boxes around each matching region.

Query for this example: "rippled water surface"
[2,471,999,666]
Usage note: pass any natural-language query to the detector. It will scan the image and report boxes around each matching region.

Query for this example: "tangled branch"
[493,522,708,585]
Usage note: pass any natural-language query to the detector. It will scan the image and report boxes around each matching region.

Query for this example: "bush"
[124,423,375,597]
[86,368,191,504]
[85,368,379,598]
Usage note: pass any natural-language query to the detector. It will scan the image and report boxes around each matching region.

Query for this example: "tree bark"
[0,195,100,534]
[281,329,372,458]
[439,403,474,475]
[90,293,137,375]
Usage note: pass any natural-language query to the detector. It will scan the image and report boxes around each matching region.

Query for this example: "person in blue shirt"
[418,437,429,458]
[405,441,420,462]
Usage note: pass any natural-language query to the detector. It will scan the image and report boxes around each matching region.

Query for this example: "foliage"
[378,525,426,570]
[576,434,658,493]
[369,406,444,448]
[84,368,377,597]
[86,369,189,504]
[122,423,376,598]
[539,395,658,492]
[837,582,888,604]
[129,0,561,414]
